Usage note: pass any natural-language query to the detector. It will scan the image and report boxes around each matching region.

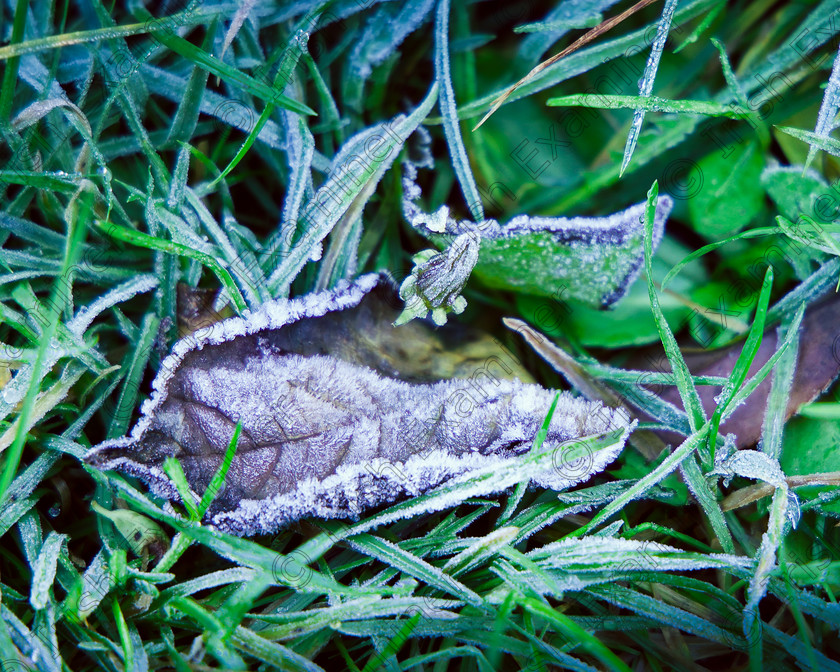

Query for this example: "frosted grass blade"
[619,0,680,177]
[436,0,484,221]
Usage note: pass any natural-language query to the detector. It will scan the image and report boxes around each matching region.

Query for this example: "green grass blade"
[548,93,751,118]
[197,421,242,519]
[436,0,484,221]
[162,457,199,520]
[707,267,773,459]
[94,218,248,314]
[643,181,706,433]
[619,0,680,176]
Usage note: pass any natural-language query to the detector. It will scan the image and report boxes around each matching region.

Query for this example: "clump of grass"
[1,1,840,670]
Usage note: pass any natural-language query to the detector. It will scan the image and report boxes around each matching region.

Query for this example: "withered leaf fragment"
[86,274,633,536]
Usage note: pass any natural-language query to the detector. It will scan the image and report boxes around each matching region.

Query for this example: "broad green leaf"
[404,156,675,307]
[688,141,765,239]
[516,248,693,347]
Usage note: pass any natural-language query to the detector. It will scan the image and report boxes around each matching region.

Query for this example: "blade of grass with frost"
[267,83,438,295]
[611,381,692,436]
[107,312,160,439]
[711,37,749,106]
[707,267,773,460]
[303,53,343,148]
[66,274,158,340]
[734,457,792,669]
[777,125,840,159]
[29,532,65,611]
[271,113,315,263]
[343,0,435,112]
[470,0,666,131]
[185,189,269,305]
[710,34,771,147]
[588,584,739,648]
[567,422,710,540]
[514,0,622,64]
[132,8,315,119]
[0,0,27,123]
[661,227,778,290]
[619,0,679,177]
[93,219,248,314]
[198,421,242,519]
[436,0,483,222]
[165,22,212,146]
[140,67,285,150]
[515,15,603,34]
[575,361,727,388]
[219,0,256,59]
[680,453,735,553]
[673,0,724,52]
[535,1,832,211]
[644,181,706,433]
[776,216,840,276]
[761,313,800,460]
[0,192,89,502]
[767,257,839,325]
[346,535,481,605]
[798,402,840,418]
[314,213,362,291]
[163,457,200,520]
[210,15,315,188]
[0,363,84,455]
[765,620,832,672]
[108,477,351,596]
[519,596,632,672]
[222,211,270,299]
[360,612,420,672]
[805,42,840,170]
[94,51,171,189]
[548,94,751,118]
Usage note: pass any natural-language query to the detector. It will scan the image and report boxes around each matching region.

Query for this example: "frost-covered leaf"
[402,150,673,307]
[85,274,633,536]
